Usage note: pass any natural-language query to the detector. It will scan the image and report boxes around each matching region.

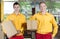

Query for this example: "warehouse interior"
[0,0,60,39]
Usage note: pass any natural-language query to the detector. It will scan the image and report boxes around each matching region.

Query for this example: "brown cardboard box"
[27,20,32,30]
[0,23,4,39]
[2,21,17,38]
[31,20,37,30]
[27,20,37,30]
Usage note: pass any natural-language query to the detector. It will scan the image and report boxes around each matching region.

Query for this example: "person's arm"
[51,15,58,37]
[21,16,26,33]
[30,15,36,20]
[30,14,40,26]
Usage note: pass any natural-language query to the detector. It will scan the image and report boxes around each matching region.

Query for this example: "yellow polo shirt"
[30,12,58,37]
[3,13,26,36]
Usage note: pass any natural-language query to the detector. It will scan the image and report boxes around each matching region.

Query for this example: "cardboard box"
[27,20,31,30]
[0,23,4,39]
[27,20,37,30]
[31,20,37,30]
[2,21,17,38]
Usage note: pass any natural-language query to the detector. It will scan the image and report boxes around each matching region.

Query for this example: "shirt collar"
[13,12,20,16]
[39,12,48,15]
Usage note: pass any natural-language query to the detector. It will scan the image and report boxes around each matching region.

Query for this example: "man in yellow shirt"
[30,2,58,39]
[4,2,26,39]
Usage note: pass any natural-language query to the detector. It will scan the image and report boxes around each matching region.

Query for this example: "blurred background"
[0,0,60,39]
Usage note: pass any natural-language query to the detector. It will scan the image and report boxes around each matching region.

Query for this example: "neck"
[41,11,46,15]
[14,11,19,15]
